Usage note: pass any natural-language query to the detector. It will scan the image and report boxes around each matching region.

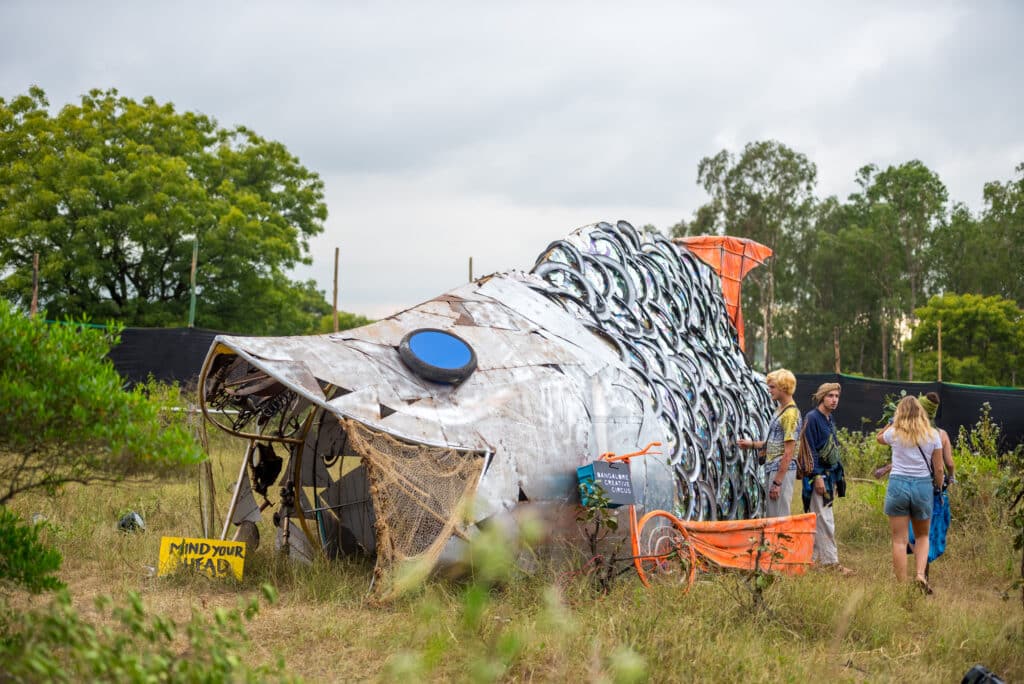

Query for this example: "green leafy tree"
[668,204,717,239]
[909,293,1023,386]
[932,203,994,298]
[850,161,948,379]
[788,196,896,375]
[977,162,1024,305]
[0,86,329,334]
[0,301,202,505]
[694,140,818,370]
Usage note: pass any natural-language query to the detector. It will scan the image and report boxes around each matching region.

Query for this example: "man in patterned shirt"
[739,369,801,517]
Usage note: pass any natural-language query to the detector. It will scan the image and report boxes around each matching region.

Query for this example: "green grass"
[8,434,1023,683]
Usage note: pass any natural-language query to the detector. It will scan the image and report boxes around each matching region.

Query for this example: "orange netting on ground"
[343,419,484,598]
[681,512,816,575]
[674,236,773,351]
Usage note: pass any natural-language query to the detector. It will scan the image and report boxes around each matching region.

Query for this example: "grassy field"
[8,432,1023,683]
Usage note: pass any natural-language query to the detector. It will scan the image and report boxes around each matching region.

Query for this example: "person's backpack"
[795,418,814,480]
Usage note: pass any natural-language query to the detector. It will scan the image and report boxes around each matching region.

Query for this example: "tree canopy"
[0,86,330,335]
[910,293,1023,387]
[672,140,1023,384]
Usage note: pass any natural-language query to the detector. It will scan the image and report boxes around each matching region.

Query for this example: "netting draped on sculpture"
[343,418,484,594]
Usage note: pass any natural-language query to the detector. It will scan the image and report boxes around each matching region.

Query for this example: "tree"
[0,301,202,505]
[695,141,818,369]
[909,293,1023,386]
[850,161,948,379]
[788,196,893,376]
[668,205,717,239]
[977,162,1024,305]
[0,87,330,334]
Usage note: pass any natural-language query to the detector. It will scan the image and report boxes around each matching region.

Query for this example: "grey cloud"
[2,1,1021,315]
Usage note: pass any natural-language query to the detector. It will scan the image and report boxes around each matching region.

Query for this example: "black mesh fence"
[108,327,222,386]
[796,373,1024,451]
[104,328,1024,450]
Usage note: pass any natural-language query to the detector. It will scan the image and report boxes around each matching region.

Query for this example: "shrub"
[996,444,1024,607]
[837,428,889,479]
[0,302,203,504]
[0,506,63,594]
[0,585,289,682]
[950,403,1002,522]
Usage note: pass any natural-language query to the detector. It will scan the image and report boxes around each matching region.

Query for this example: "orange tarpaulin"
[681,512,816,575]
[673,236,772,351]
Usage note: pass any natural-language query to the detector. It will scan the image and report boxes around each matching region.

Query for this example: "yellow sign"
[158,537,246,580]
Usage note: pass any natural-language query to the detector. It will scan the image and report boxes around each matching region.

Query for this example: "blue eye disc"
[399,329,477,384]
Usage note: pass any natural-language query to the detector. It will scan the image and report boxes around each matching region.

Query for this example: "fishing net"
[343,419,484,597]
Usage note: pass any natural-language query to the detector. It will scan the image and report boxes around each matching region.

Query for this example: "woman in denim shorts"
[875,396,944,592]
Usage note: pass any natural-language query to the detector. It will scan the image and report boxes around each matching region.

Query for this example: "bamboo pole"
[833,326,841,374]
[468,256,474,282]
[333,247,340,333]
[31,253,39,317]
[937,319,943,382]
[187,238,198,328]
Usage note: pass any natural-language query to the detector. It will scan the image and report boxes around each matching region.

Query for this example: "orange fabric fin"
[673,236,772,352]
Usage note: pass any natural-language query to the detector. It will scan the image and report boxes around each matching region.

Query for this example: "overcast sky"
[2,2,1021,319]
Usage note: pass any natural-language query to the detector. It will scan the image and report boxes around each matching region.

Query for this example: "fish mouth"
[199,349,486,595]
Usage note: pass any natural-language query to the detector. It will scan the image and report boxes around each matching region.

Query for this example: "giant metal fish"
[198,221,772,588]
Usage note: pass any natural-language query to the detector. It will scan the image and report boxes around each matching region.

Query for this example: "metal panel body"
[206,271,669,523]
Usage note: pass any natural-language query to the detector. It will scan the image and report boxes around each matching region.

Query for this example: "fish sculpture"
[199,221,772,588]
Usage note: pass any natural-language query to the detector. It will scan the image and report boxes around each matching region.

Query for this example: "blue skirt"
[907,490,950,563]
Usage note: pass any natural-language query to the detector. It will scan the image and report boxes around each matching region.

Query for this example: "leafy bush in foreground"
[0,585,290,683]
[0,301,203,505]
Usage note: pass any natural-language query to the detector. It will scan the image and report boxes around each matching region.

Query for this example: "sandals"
[915,577,934,595]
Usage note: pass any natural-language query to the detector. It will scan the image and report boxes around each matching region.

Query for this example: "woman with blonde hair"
[875,395,944,592]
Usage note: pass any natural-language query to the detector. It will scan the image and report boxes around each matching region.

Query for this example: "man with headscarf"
[802,382,852,574]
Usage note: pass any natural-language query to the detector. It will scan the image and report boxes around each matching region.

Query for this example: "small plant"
[951,403,1002,520]
[0,506,63,594]
[575,482,631,594]
[837,428,890,479]
[732,529,790,613]
[996,443,1024,608]
[0,303,203,505]
[955,402,1002,462]
[385,517,559,682]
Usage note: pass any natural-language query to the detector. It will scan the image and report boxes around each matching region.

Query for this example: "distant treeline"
[666,141,1023,387]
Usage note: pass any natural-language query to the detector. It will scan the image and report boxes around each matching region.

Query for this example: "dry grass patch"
[5,437,1023,682]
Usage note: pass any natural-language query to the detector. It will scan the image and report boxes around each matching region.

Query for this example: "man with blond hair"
[803,382,852,574]
[738,369,800,517]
